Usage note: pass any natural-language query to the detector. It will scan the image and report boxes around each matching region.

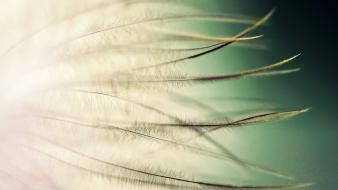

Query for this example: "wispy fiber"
[0,1,311,190]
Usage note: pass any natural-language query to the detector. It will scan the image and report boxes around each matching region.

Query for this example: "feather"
[0,1,312,190]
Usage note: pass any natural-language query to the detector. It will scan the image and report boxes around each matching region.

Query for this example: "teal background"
[181,0,337,189]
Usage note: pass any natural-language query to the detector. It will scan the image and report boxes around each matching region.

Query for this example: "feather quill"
[0,1,312,190]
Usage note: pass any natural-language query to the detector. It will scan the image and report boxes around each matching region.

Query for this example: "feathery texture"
[0,1,311,190]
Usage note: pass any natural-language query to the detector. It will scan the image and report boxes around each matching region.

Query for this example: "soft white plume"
[0,1,311,190]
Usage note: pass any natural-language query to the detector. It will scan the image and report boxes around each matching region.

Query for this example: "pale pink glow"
[0,1,308,190]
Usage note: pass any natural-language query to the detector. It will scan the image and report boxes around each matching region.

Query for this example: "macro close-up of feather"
[0,0,337,190]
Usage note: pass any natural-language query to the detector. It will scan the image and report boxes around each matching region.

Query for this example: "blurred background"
[182,0,338,189]
[253,1,338,189]
[225,0,337,189]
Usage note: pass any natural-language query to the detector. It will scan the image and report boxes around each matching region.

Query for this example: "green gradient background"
[180,0,337,189]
